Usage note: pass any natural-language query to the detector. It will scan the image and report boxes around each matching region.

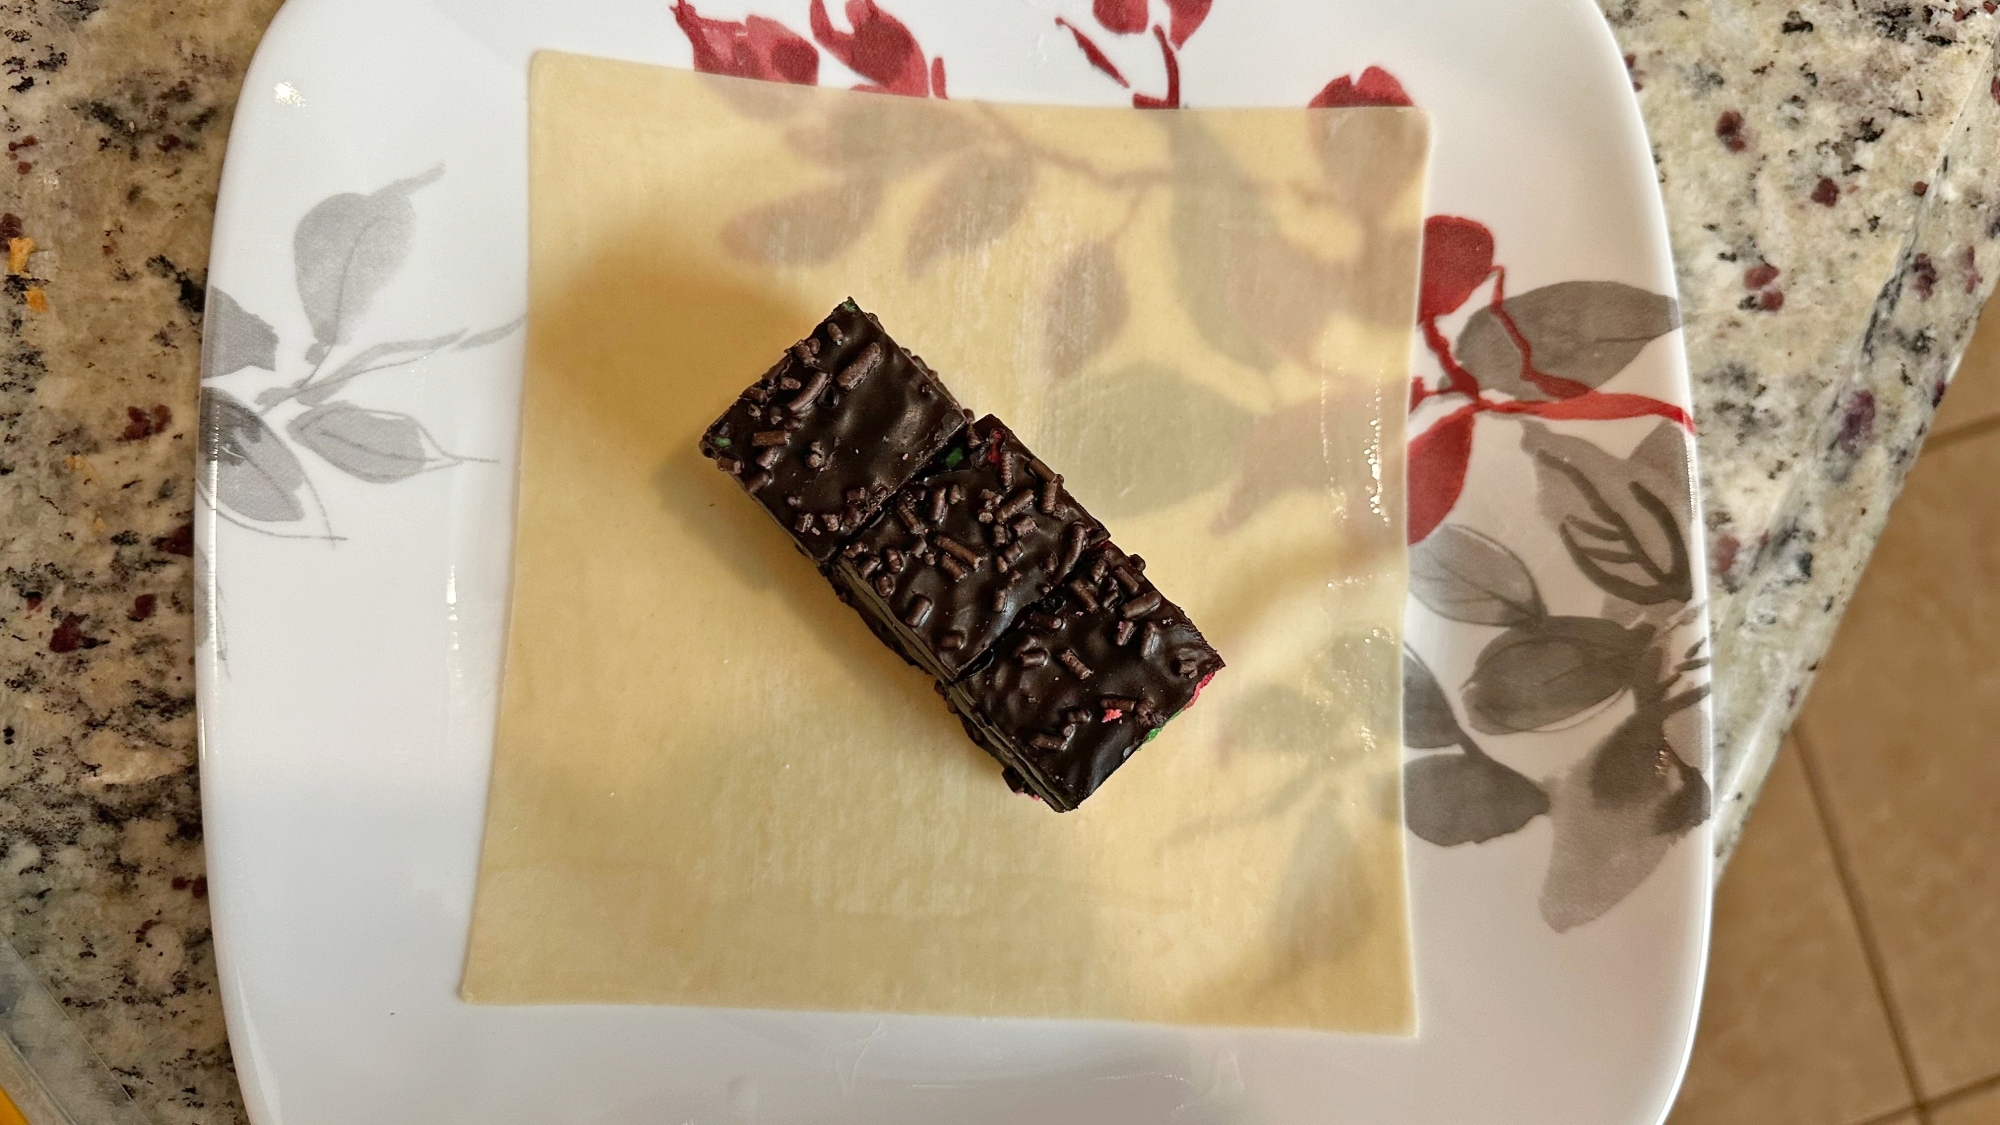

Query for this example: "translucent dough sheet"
[461,52,1429,1034]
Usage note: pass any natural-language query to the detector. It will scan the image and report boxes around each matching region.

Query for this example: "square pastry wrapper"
[466,51,1429,1033]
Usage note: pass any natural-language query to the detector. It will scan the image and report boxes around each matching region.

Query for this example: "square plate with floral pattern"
[196,0,1712,1120]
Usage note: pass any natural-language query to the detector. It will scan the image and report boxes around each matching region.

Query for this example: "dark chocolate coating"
[946,543,1224,811]
[699,301,969,564]
[827,417,1107,683]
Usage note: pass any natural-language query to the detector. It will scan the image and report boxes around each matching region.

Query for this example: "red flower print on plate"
[809,0,935,96]
[1310,65,1413,109]
[672,0,819,85]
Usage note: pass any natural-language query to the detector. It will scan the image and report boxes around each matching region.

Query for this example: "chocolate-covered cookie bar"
[944,543,1225,812]
[828,416,1108,683]
[699,300,969,564]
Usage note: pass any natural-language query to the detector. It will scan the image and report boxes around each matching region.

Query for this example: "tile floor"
[1667,303,2000,1124]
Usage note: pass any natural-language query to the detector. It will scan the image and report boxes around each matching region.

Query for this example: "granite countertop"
[1615,1,2000,854]
[2,0,1994,1118]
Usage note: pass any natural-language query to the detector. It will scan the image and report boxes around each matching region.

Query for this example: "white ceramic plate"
[196,0,1712,1121]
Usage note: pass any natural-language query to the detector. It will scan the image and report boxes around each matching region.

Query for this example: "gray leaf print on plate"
[1462,616,1649,735]
[287,402,444,483]
[1410,524,1545,627]
[1042,240,1127,380]
[1541,698,1706,931]
[293,165,443,362]
[905,150,1033,276]
[722,177,883,265]
[1455,280,1680,401]
[1401,648,1463,750]
[1406,747,1550,848]
[1039,362,1252,519]
[1402,648,1551,847]
[291,332,467,408]
[1521,420,1692,606]
[200,287,279,380]
[201,388,309,523]
[1403,417,1709,928]
[200,165,524,542]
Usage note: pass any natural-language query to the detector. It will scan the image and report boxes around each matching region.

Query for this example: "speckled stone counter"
[1609,1,2000,857]
[0,0,1993,1119]
[2,0,283,1119]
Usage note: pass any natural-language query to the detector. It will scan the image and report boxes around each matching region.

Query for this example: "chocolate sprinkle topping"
[1055,524,1088,583]
[997,489,1035,521]
[709,309,1225,812]
[1120,590,1162,620]
[939,536,981,566]
[787,365,831,412]
[836,341,883,389]
[704,301,969,565]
